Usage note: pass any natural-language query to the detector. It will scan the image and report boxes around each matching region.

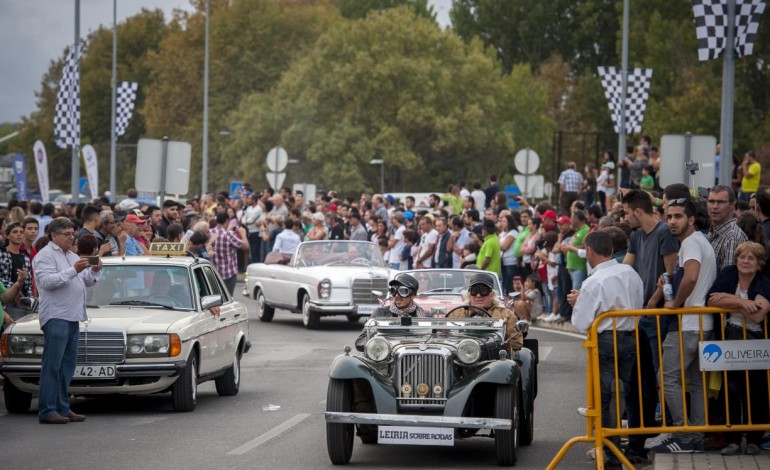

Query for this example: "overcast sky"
[0,0,452,124]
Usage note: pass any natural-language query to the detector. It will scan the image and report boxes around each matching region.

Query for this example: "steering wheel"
[350,257,371,265]
[446,304,492,318]
[148,295,178,307]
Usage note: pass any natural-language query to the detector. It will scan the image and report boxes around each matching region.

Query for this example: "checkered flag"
[115,81,138,137]
[692,0,766,61]
[54,44,81,149]
[597,66,653,134]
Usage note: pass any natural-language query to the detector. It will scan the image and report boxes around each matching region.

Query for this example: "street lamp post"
[370,159,384,194]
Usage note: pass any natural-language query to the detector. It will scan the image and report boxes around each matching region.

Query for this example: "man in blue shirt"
[121,213,147,256]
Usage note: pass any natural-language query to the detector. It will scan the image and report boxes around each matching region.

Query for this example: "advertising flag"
[33,140,50,203]
[13,153,27,201]
[82,144,99,199]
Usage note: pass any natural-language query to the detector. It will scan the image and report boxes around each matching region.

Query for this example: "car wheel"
[256,288,274,322]
[519,400,534,446]
[215,350,241,396]
[347,314,361,323]
[326,378,354,464]
[3,378,31,413]
[494,383,519,466]
[172,353,198,412]
[301,293,320,330]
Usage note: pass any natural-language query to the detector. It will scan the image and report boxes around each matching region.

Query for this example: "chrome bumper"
[325,412,511,430]
[0,361,186,377]
[308,302,356,314]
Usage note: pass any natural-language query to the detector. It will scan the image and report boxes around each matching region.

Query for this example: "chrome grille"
[352,277,388,305]
[77,330,125,364]
[396,349,451,407]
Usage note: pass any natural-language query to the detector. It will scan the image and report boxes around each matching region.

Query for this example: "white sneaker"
[645,432,672,450]
[543,313,558,322]
[577,407,587,417]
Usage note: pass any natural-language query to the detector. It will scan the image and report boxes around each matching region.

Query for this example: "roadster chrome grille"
[352,277,388,305]
[77,330,125,364]
[396,349,451,408]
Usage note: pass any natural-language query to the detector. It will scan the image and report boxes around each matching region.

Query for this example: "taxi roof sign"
[149,242,187,256]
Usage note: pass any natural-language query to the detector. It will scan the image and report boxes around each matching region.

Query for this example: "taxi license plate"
[73,364,116,379]
[357,304,377,315]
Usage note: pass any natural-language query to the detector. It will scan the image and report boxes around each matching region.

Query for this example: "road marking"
[531,325,586,340]
[130,417,169,426]
[227,413,311,455]
[539,346,553,362]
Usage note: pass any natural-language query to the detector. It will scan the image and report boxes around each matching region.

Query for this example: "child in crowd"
[514,275,545,321]
[400,229,416,270]
[460,243,480,269]
[640,165,655,192]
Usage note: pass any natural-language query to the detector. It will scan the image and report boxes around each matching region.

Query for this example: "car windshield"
[404,270,502,295]
[296,241,386,267]
[86,265,194,310]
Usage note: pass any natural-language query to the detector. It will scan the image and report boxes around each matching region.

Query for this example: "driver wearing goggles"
[355,273,426,352]
[447,272,523,351]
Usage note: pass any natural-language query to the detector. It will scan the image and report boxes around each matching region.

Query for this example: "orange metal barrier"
[547,307,770,469]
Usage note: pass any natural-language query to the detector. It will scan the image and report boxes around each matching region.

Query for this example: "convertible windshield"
[404,270,502,295]
[295,241,386,267]
[86,265,194,310]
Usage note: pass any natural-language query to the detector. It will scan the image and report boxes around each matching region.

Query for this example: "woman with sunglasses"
[446,273,523,351]
[355,273,426,351]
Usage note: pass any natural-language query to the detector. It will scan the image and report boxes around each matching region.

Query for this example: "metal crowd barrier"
[547,307,770,469]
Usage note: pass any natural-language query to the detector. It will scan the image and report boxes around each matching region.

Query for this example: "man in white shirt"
[387,212,406,269]
[471,181,486,210]
[651,197,716,454]
[447,216,471,269]
[415,216,438,269]
[569,230,644,462]
[240,192,263,263]
[273,218,301,255]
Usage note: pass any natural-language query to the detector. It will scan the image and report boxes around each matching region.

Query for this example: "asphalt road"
[0,287,596,469]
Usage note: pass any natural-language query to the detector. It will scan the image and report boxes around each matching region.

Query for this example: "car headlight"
[318,279,332,299]
[7,335,45,356]
[365,337,391,362]
[457,339,481,364]
[127,334,172,357]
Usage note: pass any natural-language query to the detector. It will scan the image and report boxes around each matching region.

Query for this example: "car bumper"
[308,301,357,314]
[325,412,511,430]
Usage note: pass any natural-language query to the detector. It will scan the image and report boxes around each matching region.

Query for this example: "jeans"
[662,329,713,443]
[247,232,262,264]
[598,332,637,450]
[569,269,586,290]
[557,265,572,319]
[501,264,516,295]
[38,319,79,420]
[725,325,769,446]
[223,275,237,296]
[624,328,659,454]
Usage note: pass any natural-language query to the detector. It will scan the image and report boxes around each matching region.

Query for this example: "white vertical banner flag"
[82,144,99,199]
[32,140,50,203]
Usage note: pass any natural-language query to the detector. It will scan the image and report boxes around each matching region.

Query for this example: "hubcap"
[257,292,265,315]
[302,297,309,324]
[191,360,197,402]
[233,356,240,385]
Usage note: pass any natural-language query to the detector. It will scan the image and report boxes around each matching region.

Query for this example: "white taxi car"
[0,244,250,413]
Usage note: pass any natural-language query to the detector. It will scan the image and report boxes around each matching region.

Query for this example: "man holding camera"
[34,217,102,424]
[210,212,248,295]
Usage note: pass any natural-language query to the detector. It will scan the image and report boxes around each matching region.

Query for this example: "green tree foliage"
[335,0,435,21]
[224,7,552,193]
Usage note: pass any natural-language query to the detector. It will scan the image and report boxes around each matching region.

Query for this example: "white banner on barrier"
[699,339,770,371]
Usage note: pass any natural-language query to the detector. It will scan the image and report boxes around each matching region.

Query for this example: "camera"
[685,161,700,175]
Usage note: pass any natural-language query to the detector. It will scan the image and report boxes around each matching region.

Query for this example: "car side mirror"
[201,295,223,311]
[18,297,38,313]
[516,320,529,337]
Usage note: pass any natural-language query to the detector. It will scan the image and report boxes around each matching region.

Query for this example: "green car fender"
[328,354,398,414]
[443,359,520,417]
[517,348,537,416]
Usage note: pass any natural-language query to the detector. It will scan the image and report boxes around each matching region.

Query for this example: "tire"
[172,353,198,412]
[301,293,320,330]
[215,349,241,396]
[347,315,361,323]
[494,384,519,466]
[326,379,354,464]
[256,288,274,322]
[519,401,534,446]
[3,378,31,413]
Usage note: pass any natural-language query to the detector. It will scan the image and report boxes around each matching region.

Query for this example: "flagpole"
[718,0,736,186]
[71,0,81,204]
[201,0,210,196]
[109,0,118,201]
[617,0,629,173]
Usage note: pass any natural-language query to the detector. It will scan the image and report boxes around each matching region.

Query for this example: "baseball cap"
[471,225,483,236]
[327,204,338,212]
[162,199,179,209]
[469,273,494,289]
[404,210,414,220]
[133,209,149,220]
[126,214,147,224]
[242,191,253,198]
[113,210,127,222]
[385,195,395,204]
[542,210,557,220]
[118,199,139,210]
[557,215,571,224]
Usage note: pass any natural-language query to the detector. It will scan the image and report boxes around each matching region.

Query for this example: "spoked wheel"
[494,383,520,466]
[301,293,320,329]
[326,379,354,464]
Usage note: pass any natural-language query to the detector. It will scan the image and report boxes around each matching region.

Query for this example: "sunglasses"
[668,198,688,205]
[469,284,492,297]
[389,286,414,297]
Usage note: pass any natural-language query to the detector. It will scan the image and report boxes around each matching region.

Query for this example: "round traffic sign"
[514,148,540,175]
[266,146,288,172]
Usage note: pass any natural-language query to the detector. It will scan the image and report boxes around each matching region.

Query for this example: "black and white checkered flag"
[115,81,138,137]
[597,66,653,135]
[692,0,766,61]
[54,44,81,149]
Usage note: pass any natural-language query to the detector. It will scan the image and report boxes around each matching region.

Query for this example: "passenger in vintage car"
[355,273,426,351]
[446,273,523,351]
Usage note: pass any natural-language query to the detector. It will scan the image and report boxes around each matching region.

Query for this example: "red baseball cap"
[126,214,147,224]
[556,215,571,224]
[543,210,558,220]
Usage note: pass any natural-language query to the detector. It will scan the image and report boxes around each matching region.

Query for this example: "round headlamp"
[365,337,391,362]
[457,339,481,364]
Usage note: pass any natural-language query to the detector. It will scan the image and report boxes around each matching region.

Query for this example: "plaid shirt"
[708,218,747,271]
[558,168,584,192]
[210,226,243,280]
[0,248,33,298]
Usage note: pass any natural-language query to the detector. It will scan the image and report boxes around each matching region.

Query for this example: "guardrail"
[547,307,770,469]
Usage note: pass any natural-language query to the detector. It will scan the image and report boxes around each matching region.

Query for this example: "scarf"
[388,302,426,318]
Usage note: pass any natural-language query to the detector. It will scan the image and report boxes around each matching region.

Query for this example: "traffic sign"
[514,148,540,175]
[659,134,717,189]
[136,138,191,195]
[266,172,286,190]
[266,146,288,172]
[230,181,244,199]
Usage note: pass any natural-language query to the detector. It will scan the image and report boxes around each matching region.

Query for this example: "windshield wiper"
[109,300,175,310]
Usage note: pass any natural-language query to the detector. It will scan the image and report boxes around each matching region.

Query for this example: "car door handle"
[234,313,241,318]
[220,317,227,322]
[270,275,276,279]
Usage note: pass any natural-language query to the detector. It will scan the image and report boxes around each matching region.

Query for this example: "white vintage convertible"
[245,240,391,329]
